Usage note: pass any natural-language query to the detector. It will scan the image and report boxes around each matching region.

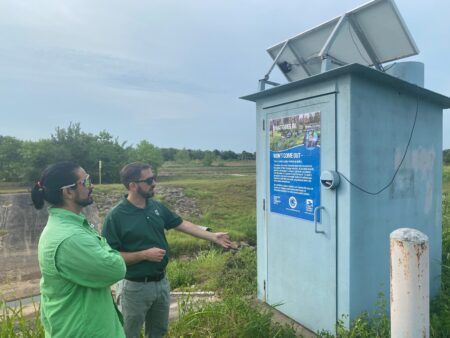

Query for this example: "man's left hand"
[214,232,232,249]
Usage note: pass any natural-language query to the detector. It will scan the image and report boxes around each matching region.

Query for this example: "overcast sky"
[0,0,449,152]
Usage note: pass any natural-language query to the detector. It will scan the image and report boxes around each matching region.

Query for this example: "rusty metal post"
[390,228,429,338]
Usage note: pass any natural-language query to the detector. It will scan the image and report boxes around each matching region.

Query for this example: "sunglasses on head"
[60,175,92,190]
[134,176,156,185]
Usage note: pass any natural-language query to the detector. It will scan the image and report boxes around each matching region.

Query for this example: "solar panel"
[266,0,419,83]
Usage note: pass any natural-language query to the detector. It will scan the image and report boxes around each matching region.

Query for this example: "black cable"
[337,96,419,195]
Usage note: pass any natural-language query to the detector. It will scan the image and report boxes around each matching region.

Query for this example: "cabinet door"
[264,94,337,333]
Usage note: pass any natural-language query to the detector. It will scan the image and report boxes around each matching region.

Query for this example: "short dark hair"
[31,162,81,209]
[120,162,152,189]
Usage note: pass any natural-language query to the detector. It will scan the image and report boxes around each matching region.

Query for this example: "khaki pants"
[117,277,171,338]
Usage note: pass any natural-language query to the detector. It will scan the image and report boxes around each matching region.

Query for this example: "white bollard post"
[390,228,429,338]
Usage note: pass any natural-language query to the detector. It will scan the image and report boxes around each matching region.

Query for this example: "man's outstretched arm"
[175,221,232,249]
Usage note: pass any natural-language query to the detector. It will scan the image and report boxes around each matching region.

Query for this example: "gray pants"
[117,277,171,338]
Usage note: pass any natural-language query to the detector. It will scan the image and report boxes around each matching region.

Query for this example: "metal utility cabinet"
[241,63,450,333]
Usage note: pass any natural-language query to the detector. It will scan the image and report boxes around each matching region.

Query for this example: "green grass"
[0,299,44,338]
[166,247,256,293]
[167,249,228,291]
[2,163,450,337]
[443,165,450,194]
[168,248,296,338]
[0,160,256,194]
[319,294,390,338]
[0,182,28,194]
[169,294,296,338]
[429,194,450,337]
[158,160,256,181]
[164,176,256,256]
[91,183,125,193]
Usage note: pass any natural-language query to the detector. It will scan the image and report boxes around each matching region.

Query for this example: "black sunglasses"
[134,176,156,185]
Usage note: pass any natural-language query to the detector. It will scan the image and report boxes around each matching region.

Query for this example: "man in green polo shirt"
[102,162,232,338]
[31,161,126,338]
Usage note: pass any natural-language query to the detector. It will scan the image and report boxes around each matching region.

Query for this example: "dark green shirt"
[102,196,182,279]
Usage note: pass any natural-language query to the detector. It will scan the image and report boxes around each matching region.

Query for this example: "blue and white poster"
[269,112,321,221]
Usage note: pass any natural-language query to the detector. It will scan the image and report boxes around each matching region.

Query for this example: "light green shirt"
[38,207,126,338]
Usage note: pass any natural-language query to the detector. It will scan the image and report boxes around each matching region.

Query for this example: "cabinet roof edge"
[240,63,450,109]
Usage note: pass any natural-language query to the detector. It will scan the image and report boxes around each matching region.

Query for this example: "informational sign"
[269,111,321,221]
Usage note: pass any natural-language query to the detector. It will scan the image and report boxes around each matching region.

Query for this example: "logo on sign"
[273,195,281,205]
[305,199,313,212]
[288,196,297,209]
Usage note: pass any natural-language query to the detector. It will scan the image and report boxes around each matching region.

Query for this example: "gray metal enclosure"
[241,63,450,333]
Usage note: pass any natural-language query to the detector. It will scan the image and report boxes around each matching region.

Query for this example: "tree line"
[0,123,255,184]
[445,149,450,166]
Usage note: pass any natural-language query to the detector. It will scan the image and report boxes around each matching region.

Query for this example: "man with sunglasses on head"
[31,161,126,337]
[102,162,232,338]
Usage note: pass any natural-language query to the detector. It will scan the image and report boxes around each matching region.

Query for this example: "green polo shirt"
[102,196,183,279]
[38,207,126,338]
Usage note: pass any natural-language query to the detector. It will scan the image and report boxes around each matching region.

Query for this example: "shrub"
[216,247,257,296]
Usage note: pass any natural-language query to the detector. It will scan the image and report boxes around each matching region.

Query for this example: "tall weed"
[167,249,228,291]
[0,299,43,338]
[167,259,197,290]
[169,294,296,338]
[430,194,450,337]
[319,293,390,338]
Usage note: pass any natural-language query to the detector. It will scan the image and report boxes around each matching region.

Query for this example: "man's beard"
[75,192,94,207]
[137,186,154,199]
